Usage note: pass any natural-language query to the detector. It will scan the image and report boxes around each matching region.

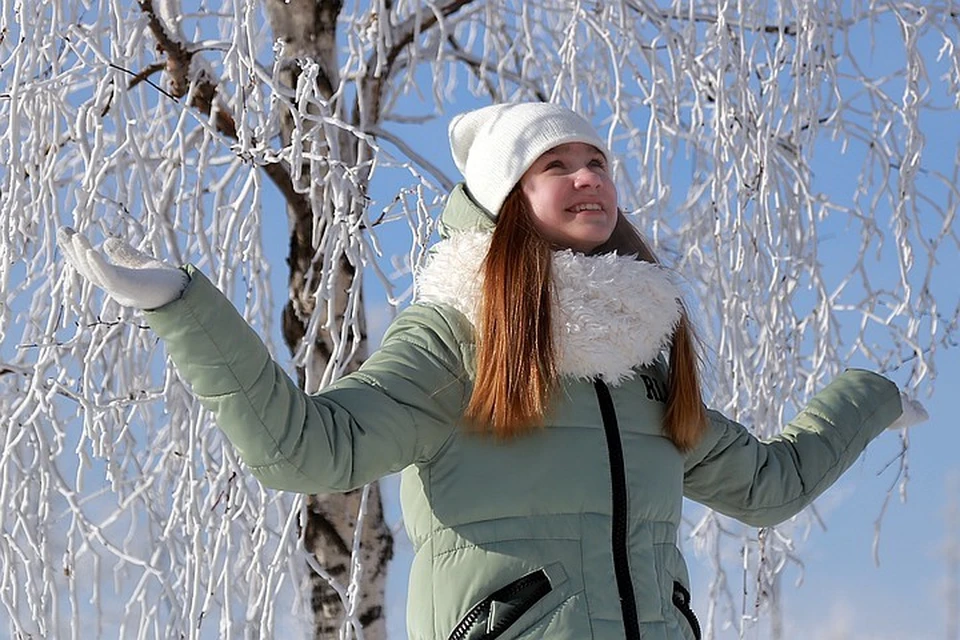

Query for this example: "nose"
[573,167,602,189]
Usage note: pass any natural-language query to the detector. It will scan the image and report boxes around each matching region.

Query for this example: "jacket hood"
[414,229,684,385]
[437,184,497,239]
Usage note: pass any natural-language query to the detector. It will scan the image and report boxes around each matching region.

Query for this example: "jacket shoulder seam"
[407,303,473,466]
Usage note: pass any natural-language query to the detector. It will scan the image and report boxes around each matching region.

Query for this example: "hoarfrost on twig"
[1,0,957,637]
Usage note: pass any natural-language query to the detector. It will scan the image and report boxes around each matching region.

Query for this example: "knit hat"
[448,102,609,217]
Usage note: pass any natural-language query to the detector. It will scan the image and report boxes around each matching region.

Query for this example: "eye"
[544,160,564,170]
[589,158,607,170]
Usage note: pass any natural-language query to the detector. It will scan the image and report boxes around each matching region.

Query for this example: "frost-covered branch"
[1,0,957,638]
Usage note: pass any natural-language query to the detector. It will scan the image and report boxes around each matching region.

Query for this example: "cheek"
[523,184,560,221]
[529,210,560,238]
[520,182,542,213]
[603,179,618,205]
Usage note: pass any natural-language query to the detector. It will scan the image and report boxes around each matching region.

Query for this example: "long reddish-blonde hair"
[464,188,707,452]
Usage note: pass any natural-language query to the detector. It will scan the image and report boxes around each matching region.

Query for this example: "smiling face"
[519,142,618,253]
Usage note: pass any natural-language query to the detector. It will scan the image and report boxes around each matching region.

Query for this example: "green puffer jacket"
[146,186,902,640]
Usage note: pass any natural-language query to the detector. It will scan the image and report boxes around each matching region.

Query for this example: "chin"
[571,239,609,254]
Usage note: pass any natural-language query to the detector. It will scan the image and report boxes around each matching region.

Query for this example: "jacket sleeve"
[683,369,902,526]
[145,266,470,493]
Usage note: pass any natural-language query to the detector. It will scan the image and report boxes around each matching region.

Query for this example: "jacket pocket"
[672,581,701,640]
[448,567,555,640]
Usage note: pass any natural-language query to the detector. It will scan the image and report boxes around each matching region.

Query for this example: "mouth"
[568,203,605,213]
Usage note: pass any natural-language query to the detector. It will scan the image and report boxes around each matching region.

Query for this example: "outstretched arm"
[59,229,470,494]
[146,267,469,492]
[683,370,909,527]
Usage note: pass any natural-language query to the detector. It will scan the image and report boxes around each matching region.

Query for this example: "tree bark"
[137,0,478,634]
[263,1,393,637]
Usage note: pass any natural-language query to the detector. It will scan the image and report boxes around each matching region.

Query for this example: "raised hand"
[58,227,188,310]
[888,391,930,430]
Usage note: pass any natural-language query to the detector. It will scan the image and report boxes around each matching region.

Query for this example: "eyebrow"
[540,146,605,158]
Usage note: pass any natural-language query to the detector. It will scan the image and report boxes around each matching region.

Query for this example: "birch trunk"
[264,0,392,636]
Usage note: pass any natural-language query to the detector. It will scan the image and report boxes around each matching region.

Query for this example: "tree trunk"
[264,0,392,636]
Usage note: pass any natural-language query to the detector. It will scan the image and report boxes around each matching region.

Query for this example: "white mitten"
[887,391,929,430]
[58,227,188,310]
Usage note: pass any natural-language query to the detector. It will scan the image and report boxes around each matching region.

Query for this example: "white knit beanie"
[448,102,609,217]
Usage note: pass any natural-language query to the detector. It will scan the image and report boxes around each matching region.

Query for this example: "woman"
[59,102,926,640]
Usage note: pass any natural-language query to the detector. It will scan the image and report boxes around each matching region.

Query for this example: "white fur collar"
[414,232,683,385]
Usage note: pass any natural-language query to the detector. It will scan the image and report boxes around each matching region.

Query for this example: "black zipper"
[447,568,552,640]
[672,581,701,640]
[593,378,642,640]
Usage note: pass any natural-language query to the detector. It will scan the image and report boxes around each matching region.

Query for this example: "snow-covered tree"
[1,0,957,638]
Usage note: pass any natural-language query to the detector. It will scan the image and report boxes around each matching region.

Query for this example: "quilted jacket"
[145,185,903,639]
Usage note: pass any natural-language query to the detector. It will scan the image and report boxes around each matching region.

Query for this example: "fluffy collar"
[414,232,683,385]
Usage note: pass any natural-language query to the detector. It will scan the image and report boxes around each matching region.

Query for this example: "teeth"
[572,203,602,211]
